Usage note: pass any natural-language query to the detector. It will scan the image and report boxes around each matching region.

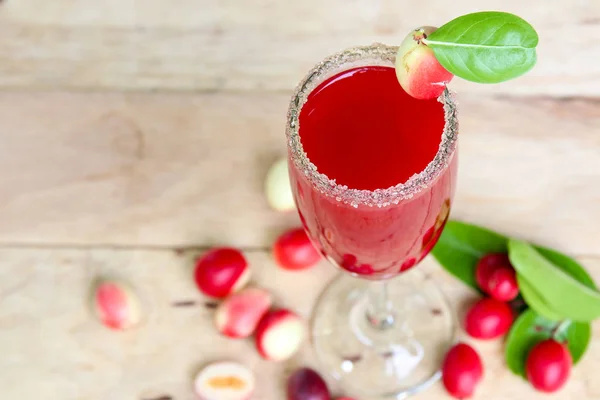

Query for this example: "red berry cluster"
[192,228,331,399]
[442,253,572,398]
[193,232,320,364]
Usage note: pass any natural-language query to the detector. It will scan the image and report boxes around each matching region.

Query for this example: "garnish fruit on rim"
[395,26,454,100]
[395,11,539,99]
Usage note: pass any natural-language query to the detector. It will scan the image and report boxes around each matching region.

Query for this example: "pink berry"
[93,280,141,330]
[464,298,514,340]
[442,343,484,399]
[526,339,572,393]
[273,228,321,270]
[214,288,272,338]
[475,253,519,301]
[194,248,251,299]
[255,309,305,361]
[287,368,331,400]
[395,26,454,100]
[194,361,255,400]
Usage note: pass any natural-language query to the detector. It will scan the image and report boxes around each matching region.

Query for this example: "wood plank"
[0,92,599,253]
[0,0,598,94]
[0,248,599,399]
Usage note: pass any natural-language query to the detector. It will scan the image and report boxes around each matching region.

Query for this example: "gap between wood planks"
[0,243,598,261]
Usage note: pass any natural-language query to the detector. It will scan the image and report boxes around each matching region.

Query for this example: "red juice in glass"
[289,65,457,279]
[286,45,458,397]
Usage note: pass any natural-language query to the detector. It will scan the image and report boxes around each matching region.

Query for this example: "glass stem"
[365,280,396,330]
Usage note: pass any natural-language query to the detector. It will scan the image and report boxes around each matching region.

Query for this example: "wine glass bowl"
[286,44,458,398]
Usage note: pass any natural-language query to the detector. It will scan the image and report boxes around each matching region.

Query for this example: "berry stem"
[551,320,570,341]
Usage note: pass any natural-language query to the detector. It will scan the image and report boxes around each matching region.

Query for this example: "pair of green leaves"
[431,221,600,322]
[509,240,600,322]
[424,11,538,84]
[431,220,596,377]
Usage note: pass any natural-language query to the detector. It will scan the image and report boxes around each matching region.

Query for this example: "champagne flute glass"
[285,44,459,398]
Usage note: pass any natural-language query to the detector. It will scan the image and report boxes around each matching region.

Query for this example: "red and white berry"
[214,288,272,338]
[256,309,305,361]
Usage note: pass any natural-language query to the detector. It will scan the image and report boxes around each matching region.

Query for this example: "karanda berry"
[526,339,572,393]
[464,297,514,340]
[475,253,519,301]
[395,26,454,100]
[442,342,484,399]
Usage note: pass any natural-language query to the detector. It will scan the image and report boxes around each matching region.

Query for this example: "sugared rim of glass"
[285,43,458,208]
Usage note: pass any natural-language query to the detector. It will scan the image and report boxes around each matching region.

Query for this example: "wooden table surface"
[0,1,599,399]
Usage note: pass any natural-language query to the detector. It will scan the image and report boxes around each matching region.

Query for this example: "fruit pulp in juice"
[289,66,457,278]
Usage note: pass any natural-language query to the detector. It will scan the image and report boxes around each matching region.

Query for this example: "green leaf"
[565,319,593,363]
[431,220,508,290]
[517,276,563,321]
[425,11,538,83]
[509,239,600,322]
[518,246,597,320]
[506,310,590,378]
[535,246,596,290]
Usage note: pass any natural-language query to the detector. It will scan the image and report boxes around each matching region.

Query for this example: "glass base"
[311,269,456,399]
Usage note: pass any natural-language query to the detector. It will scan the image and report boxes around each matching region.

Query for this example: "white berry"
[265,158,295,212]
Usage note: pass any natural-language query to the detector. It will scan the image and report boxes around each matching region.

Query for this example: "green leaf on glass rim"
[425,11,538,83]
[505,309,591,378]
[509,239,600,322]
[431,220,508,290]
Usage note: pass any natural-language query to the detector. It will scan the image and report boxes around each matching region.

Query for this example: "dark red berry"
[526,339,572,393]
[287,368,330,400]
[475,253,519,301]
[475,253,509,290]
[487,266,519,302]
[442,343,483,398]
[464,298,514,339]
[194,247,249,298]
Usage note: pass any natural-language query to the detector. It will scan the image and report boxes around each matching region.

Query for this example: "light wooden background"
[0,1,599,399]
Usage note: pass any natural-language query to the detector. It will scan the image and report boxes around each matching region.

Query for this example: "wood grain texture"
[0,0,598,95]
[0,92,598,254]
[0,248,598,400]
